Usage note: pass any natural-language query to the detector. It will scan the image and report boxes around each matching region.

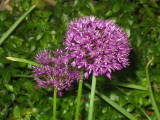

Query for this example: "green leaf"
[6,57,40,66]
[13,106,21,118]
[5,84,14,92]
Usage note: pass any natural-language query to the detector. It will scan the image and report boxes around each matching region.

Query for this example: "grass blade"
[139,108,152,120]
[6,57,40,66]
[0,5,36,45]
[146,57,160,120]
[115,83,147,91]
[85,83,138,120]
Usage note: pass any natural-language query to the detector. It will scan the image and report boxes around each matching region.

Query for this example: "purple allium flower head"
[32,49,80,95]
[65,16,131,79]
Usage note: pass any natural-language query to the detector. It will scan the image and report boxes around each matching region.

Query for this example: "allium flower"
[65,16,131,79]
[32,49,80,95]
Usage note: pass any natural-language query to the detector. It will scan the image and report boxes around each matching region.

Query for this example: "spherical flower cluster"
[32,49,80,95]
[65,16,131,79]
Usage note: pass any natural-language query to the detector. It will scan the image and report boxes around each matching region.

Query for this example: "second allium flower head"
[65,16,131,79]
[32,49,80,96]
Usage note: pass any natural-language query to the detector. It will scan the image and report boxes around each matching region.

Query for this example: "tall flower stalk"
[53,90,57,120]
[65,16,131,119]
[88,75,96,120]
[75,75,83,120]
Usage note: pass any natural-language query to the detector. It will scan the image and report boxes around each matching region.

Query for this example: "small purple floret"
[32,49,80,95]
[65,16,131,79]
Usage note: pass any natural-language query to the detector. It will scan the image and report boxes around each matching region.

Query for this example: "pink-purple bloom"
[32,49,80,96]
[65,16,131,79]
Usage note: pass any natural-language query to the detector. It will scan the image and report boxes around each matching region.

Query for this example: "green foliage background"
[0,0,160,120]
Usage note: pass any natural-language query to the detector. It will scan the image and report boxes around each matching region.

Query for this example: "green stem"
[53,89,57,120]
[85,83,137,120]
[0,5,36,45]
[88,75,96,120]
[75,79,83,120]
[146,57,160,120]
